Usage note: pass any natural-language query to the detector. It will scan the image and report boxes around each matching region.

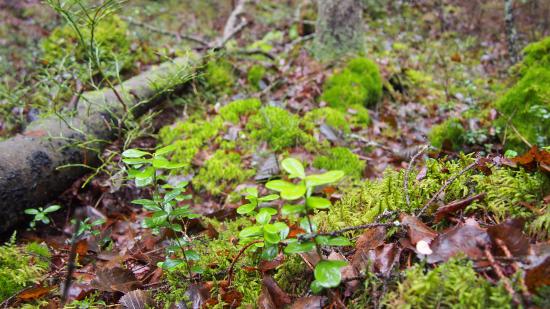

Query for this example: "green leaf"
[266,180,295,192]
[191,265,204,274]
[152,156,186,169]
[184,250,200,261]
[306,170,345,187]
[310,280,323,293]
[281,157,306,179]
[122,149,150,158]
[155,144,177,156]
[237,203,256,215]
[265,179,307,200]
[258,194,280,202]
[134,166,155,179]
[314,260,348,288]
[264,222,288,234]
[239,225,263,238]
[255,208,272,225]
[24,208,39,215]
[284,241,315,254]
[135,176,154,187]
[306,197,332,209]
[122,158,150,165]
[263,230,281,244]
[261,244,279,261]
[300,217,317,233]
[315,236,352,246]
[262,207,278,216]
[281,204,305,215]
[132,199,161,211]
[160,258,184,270]
[244,187,258,198]
[164,189,182,203]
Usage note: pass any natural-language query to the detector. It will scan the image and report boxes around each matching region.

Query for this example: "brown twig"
[495,239,532,302]
[61,216,82,306]
[404,145,429,209]
[227,240,262,286]
[298,222,398,241]
[416,160,478,217]
[120,16,209,47]
[483,245,522,306]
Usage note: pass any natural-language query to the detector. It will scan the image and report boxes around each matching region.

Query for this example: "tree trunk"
[312,0,364,61]
[504,0,520,64]
[0,54,197,234]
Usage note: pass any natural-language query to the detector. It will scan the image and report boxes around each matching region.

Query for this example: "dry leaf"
[119,290,154,309]
[92,267,141,293]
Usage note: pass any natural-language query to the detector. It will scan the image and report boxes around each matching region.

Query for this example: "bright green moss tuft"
[193,150,255,195]
[349,104,371,125]
[495,67,550,150]
[218,98,261,124]
[247,65,266,90]
[0,235,50,302]
[247,106,311,151]
[204,59,235,93]
[313,147,365,179]
[428,117,465,150]
[303,107,351,133]
[321,58,383,109]
[520,36,550,73]
[384,259,512,308]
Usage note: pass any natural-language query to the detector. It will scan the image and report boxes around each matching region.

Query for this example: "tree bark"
[0,54,197,234]
[312,0,364,61]
[504,0,520,64]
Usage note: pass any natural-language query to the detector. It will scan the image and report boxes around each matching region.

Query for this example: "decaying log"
[0,54,198,234]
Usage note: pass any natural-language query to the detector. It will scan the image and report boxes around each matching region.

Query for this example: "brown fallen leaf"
[220,288,243,308]
[259,253,285,273]
[511,145,550,172]
[427,218,490,264]
[119,290,154,309]
[367,243,401,277]
[434,193,486,222]
[262,275,292,308]
[290,296,328,309]
[258,286,277,309]
[487,218,530,257]
[524,255,550,293]
[17,286,51,301]
[401,214,437,245]
[91,267,142,293]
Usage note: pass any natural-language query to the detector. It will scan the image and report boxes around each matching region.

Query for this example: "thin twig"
[227,240,262,286]
[495,239,531,302]
[61,217,82,306]
[298,222,398,241]
[404,145,429,209]
[483,245,522,306]
[416,160,478,217]
[120,16,209,47]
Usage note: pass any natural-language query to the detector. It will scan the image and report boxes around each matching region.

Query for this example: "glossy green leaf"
[44,205,61,213]
[306,197,332,209]
[155,144,177,156]
[306,170,345,187]
[310,280,323,293]
[258,194,280,202]
[255,208,272,225]
[237,203,256,215]
[263,230,281,244]
[184,250,200,261]
[300,217,317,233]
[281,157,306,179]
[281,204,305,215]
[122,149,150,158]
[239,225,263,238]
[122,158,150,165]
[284,241,316,254]
[135,176,153,187]
[266,180,295,192]
[24,208,39,215]
[314,260,348,288]
[244,187,258,198]
[315,236,352,246]
[132,199,161,211]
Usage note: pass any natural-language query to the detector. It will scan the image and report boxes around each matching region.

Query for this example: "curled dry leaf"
[119,290,154,309]
[258,286,277,309]
[290,296,328,309]
[261,275,292,308]
[17,286,51,301]
[259,253,285,273]
[511,145,550,172]
[434,193,486,222]
[91,267,142,293]
[487,218,530,257]
[400,214,437,245]
[524,255,550,293]
[366,243,401,277]
[427,218,490,264]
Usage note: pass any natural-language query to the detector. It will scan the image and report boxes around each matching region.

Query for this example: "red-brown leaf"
[262,275,292,308]
[487,218,530,257]
[91,267,142,293]
[401,214,437,245]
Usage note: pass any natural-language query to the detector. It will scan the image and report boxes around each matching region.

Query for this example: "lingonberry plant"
[25,205,61,229]
[122,145,202,276]
[238,157,350,292]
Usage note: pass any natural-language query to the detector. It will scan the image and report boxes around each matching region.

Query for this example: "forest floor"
[0,0,549,308]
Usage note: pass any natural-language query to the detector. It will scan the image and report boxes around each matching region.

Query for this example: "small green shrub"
[247,65,266,90]
[384,259,512,308]
[313,147,365,178]
[0,235,50,302]
[193,150,255,195]
[219,98,261,124]
[204,59,235,93]
[321,58,383,109]
[247,106,310,151]
[428,117,466,150]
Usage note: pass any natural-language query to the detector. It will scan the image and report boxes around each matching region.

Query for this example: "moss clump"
[321,58,383,109]
[247,106,311,151]
[303,107,351,133]
[193,150,255,195]
[313,147,365,179]
[384,259,512,308]
[273,255,310,296]
[495,67,550,150]
[520,36,550,73]
[247,65,266,90]
[219,98,261,124]
[428,117,466,150]
[41,15,133,78]
[0,235,50,302]
[204,59,235,94]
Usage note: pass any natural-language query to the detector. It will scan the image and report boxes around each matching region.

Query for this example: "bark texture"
[312,0,364,61]
[0,54,197,234]
[504,0,519,64]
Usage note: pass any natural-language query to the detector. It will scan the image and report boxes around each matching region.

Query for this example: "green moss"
[218,98,261,124]
[321,58,383,109]
[247,106,311,151]
[160,217,262,307]
[247,65,266,90]
[313,147,365,179]
[384,259,512,308]
[495,67,550,150]
[520,36,550,73]
[303,107,351,133]
[193,150,255,195]
[204,59,235,93]
[41,15,133,78]
[349,104,371,125]
[428,118,466,150]
[0,235,50,302]
[273,255,310,296]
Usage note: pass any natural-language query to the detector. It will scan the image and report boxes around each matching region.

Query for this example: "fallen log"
[0,54,197,234]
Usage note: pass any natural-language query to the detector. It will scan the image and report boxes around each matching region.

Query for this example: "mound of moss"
[313,147,365,179]
[384,259,512,308]
[0,235,50,301]
[247,65,266,90]
[219,98,261,124]
[204,59,235,94]
[321,58,383,109]
[428,117,466,150]
[519,36,550,73]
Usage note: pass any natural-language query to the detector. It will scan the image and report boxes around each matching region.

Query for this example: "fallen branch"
[416,160,478,217]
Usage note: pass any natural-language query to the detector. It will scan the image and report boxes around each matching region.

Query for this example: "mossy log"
[0,54,197,234]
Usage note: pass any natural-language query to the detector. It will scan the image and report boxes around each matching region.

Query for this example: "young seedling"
[25,205,61,229]
[238,157,351,292]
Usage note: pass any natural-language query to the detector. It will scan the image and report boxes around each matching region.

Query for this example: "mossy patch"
[428,117,466,150]
[203,59,235,94]
[321,58,383,109]
[218,98,261,124]
[247,106,312,151]
[0,235,50,302]
[313,147,365,179]
[193,150,255,195]
[383,259,512,308]
[303,107,351,133]
[247,65,266,90]
[519,36,550,74]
